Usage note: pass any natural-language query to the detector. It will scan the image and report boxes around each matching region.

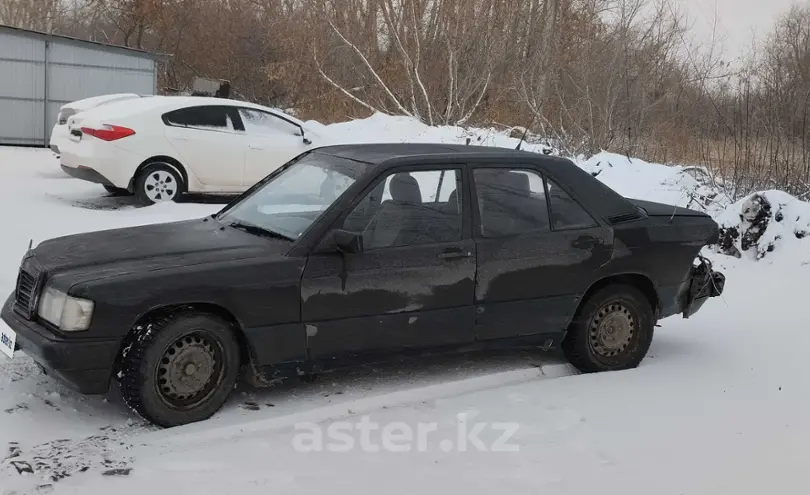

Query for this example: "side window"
[239,108,298,137]
[342,169,463,250]
[473,168,549,237]
[546,179,598,230]
[164,106,236,131]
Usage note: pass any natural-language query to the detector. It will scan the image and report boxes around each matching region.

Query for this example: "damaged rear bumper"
[683,256,725,318]
[61,164,115,187]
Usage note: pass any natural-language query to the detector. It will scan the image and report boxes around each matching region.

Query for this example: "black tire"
[562,284,654,373]
[134,163,184,206]
[103,185,130,196]
[118,311,241,427]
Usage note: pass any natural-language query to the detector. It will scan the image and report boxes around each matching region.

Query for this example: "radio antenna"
[515,127,529,150]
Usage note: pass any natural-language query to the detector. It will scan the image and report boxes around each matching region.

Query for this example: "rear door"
[471,165,613,341]
[301,165,476,360]
[237,108,312,188]
[163,105,247,189]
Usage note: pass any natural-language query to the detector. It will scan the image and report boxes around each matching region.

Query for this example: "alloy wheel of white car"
[144,170,178,202]
[135,163,184,206]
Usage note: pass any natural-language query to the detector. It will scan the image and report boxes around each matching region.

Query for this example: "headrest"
[505,172,530,196]
[479,170,531,198]
[390,173,422,204]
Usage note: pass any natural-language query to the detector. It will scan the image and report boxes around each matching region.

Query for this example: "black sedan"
[1,143,725,427]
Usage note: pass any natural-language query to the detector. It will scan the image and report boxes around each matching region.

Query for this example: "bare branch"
[327,19,414,118]
[313,43,382,116]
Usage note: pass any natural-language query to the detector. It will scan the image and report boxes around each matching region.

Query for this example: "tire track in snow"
[131,363,578,456]
[1,423,151,493]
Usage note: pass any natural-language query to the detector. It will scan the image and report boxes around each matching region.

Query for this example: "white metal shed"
[0,24,166,146]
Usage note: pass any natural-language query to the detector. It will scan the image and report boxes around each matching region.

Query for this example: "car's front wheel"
[562,284,654,373]
[118,311,242,427]
[134,163,184,205]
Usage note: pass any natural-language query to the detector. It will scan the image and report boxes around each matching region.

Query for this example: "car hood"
[28,218,289,285]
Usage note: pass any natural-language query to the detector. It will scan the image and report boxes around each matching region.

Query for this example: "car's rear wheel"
[118,311,241,427]
[562,284,654,373]
[134,163,184,206]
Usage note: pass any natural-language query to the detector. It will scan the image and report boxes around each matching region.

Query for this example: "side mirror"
[332,229,363,254]
[298,126,312,145]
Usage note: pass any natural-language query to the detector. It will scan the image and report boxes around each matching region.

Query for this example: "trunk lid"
[628,198,710,218]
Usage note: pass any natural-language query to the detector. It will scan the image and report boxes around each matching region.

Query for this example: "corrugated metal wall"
[0,30,46,146]
[0,28,157,146]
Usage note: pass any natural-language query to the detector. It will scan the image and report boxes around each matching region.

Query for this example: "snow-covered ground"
[1,117,810,494]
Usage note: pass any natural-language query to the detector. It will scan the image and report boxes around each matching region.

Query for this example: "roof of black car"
[312,142,549,165]
[312,143,640,222]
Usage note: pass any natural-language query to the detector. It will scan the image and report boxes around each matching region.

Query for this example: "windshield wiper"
[227,221,294,241]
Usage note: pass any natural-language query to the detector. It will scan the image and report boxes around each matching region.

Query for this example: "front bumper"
[0,295,119,394]
[61,164,115,187]
[683,256,725,318]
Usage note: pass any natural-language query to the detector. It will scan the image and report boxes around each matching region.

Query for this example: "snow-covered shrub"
[715,191,810,259]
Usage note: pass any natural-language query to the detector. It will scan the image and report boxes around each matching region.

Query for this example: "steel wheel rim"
[144,170,177,202]
[156,331,224,410]
[588,302,636,358]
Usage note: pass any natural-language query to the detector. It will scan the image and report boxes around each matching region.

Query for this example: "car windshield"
[216,152,371,241]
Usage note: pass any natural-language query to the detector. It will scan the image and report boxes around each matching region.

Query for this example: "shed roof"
[0,24,170,61]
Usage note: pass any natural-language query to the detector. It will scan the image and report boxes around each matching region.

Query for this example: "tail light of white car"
[80,124,136,141]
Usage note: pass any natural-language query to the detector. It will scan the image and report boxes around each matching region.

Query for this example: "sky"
[679,0,802,60]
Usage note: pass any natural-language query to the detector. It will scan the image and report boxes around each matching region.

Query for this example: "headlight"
[37,286,94,332]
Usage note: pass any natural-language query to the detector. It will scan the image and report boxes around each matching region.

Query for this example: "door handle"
[438,249,472,260]
[249,144,266,150]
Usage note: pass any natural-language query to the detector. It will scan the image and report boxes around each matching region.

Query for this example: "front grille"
[13,265,40,319]
[16,270,35,307]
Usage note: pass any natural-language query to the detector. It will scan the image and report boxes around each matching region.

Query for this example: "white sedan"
[59,96,321,205]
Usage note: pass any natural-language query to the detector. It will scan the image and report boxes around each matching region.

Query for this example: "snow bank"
[577,152,731,217]
[310,112,555,154]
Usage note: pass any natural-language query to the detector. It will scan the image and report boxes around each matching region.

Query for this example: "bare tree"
[1,0,71,32]
[312,0,504,126]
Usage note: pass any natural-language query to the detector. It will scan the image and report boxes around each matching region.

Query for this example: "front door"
[301,166,476,360]
[470,166,613,341]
